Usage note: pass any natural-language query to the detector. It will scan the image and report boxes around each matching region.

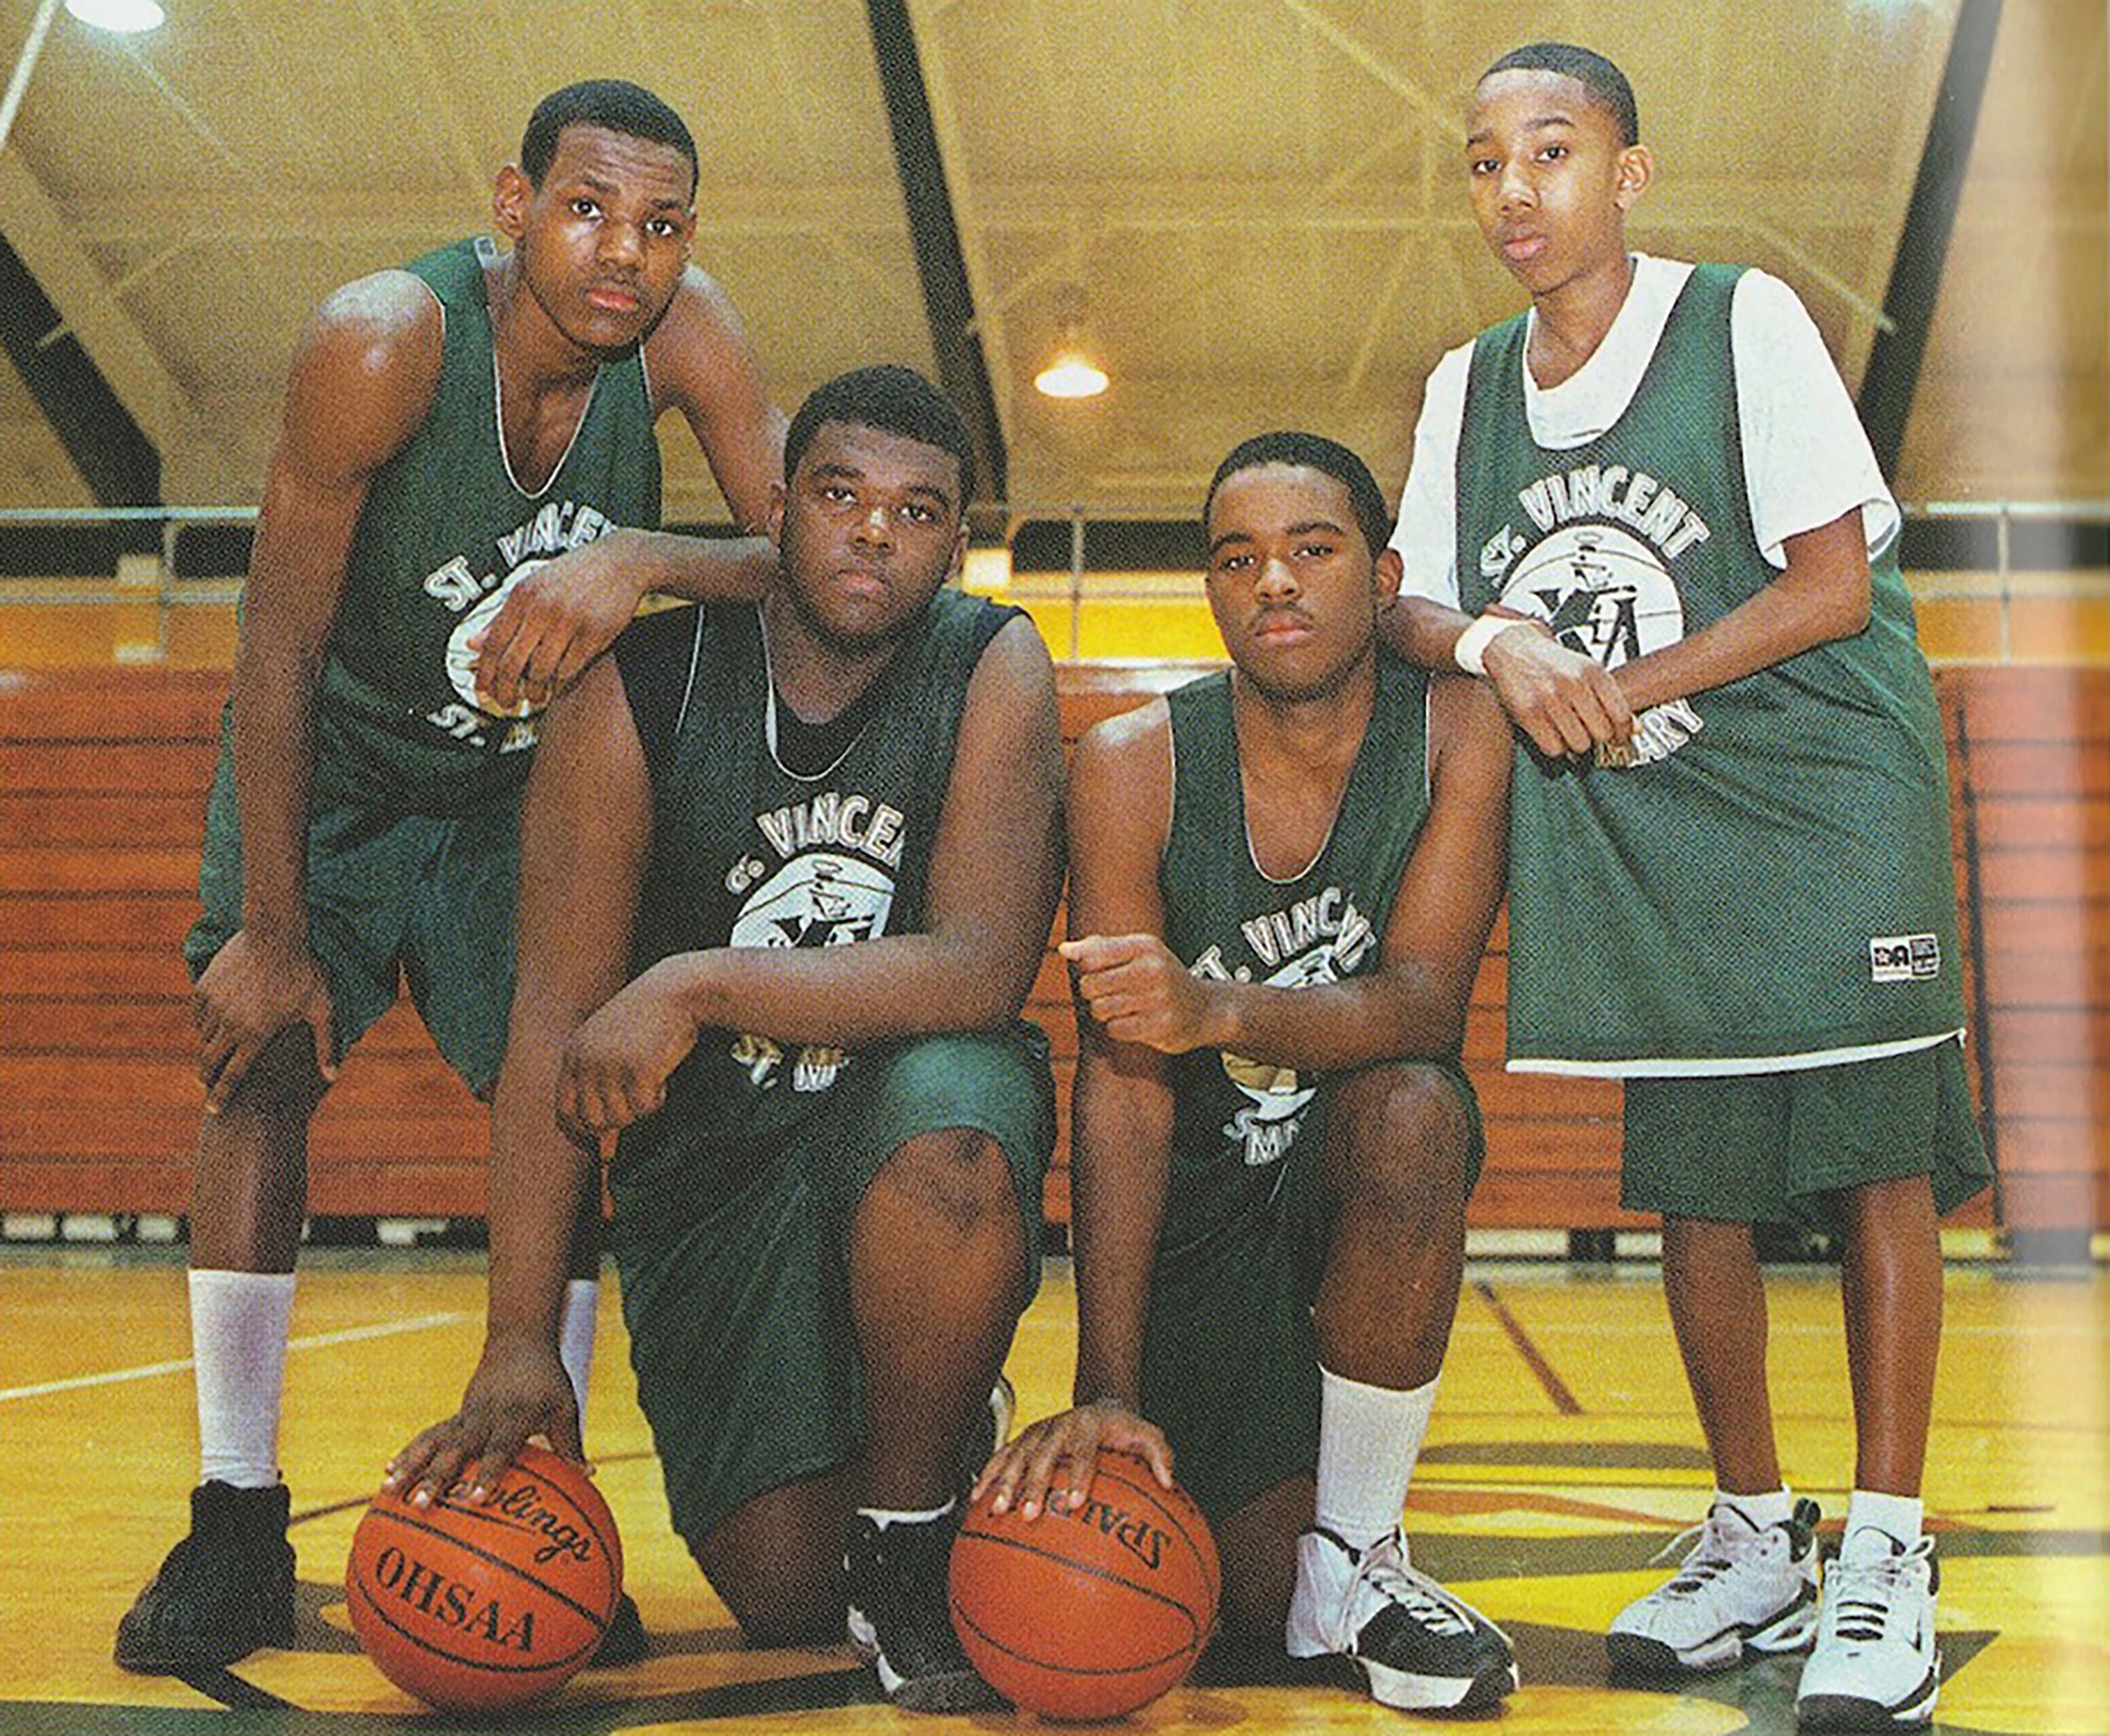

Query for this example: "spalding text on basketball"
[1063,1498,1171,1573]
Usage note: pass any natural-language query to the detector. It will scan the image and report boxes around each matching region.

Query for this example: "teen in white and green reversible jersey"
[118,79,785,1678]
[388,368,1067,1714]
[1382,43,1990,1733]
[979,434,1518,1714]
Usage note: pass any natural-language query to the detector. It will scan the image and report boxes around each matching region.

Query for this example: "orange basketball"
[949,1448,1220,1720]
[346,1445,623,1712]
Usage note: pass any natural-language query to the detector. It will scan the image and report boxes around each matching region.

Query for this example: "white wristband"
[1453,613,1525,676]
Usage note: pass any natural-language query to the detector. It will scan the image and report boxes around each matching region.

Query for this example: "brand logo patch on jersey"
[1869,933,1940,982]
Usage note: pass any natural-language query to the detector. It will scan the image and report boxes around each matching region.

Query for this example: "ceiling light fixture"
[1035,351,1109,400]
[1035,284,1108,400]
[64,0,165,33]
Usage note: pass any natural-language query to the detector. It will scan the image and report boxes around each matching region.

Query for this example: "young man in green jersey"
[387,367,1066,1713]
[977,434,1518,1713]
[1382,44,1990,1731]
[118,79,786,1675]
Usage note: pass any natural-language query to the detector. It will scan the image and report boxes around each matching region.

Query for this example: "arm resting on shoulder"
[469,264,787,713]
[1379,593,1631,759]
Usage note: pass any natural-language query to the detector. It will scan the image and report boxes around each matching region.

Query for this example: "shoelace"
[1645,1511,1758,1593]
[1357,1535,1474,1636]
[1824,1544,1930,1646]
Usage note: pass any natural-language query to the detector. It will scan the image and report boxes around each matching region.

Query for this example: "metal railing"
[3,499,2105,665]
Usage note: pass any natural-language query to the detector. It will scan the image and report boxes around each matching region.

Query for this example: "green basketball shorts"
[1621,1038,1993,1225]
[185,738,523,1095]
[1139,1058,1483,1530]
[611,1025,1054,1550]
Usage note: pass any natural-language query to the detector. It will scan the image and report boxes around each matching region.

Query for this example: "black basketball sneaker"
[845,1507,1004,1712]
[115,1481,297,1672]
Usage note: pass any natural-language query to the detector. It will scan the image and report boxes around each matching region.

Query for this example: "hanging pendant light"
[1036,284,1107,400]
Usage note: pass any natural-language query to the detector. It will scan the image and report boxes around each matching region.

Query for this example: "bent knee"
[220,1027,333,1122]
[1328,1063,1474,1207]
[870,1126,1012,1233]
[692,1538,842,1647]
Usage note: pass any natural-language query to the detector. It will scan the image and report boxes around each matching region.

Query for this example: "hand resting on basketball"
[1479,615,1634,758]
[383,1329,584,1508]
[556,958,701,1135]
[971,1398,1174,1521]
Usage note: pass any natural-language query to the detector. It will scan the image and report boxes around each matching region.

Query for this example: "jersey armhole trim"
[669,606,706,744]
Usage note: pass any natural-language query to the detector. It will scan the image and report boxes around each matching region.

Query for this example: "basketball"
[345,1446,624,1712]
[949,1448,1220,1720]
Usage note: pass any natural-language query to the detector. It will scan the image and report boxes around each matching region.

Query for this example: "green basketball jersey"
[311,237,661,814]
[1454,263,1964,1071]
[609,589,1020,1205]
[1156,656,1434,1256]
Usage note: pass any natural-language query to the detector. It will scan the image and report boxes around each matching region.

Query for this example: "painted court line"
[1474,1279,1584,1417]
[0,1310,474,1403]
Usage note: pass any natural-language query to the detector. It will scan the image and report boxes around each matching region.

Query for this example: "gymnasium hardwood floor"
[4,1247,2104,1735]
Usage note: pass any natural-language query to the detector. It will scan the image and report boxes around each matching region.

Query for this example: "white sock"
[859,1499,955,1531]
[1845,1489,1923,1548]
[559,1279,599,1432]
[1313,1366,1437,1550]
[190,1269,295,1490]
[1716,1486,1794,1528]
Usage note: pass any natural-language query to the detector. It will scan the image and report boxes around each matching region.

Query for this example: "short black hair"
[521,80,699,200]
[1204,431,1393,563]
[784,365,977,504]
[1481,43,1640,147]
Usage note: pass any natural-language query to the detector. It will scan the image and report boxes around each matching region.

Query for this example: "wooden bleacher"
[3,662,2103,1234]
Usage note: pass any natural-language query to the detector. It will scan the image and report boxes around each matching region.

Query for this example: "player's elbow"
[1386,595,1462,667]
[955,969,1033,1033]
[1827,566,1873,640]
[932,944,1036,1034]
[1785,542,1873,646]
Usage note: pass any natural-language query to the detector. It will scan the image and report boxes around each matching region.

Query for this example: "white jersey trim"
[1507,1028,1964,1079]
[1389,255,1902,603]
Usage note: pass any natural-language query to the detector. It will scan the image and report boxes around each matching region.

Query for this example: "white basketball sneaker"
[1606,1497,1822,1674]
[1285,1526,1518,1712]
[1795,1527,1941,1731]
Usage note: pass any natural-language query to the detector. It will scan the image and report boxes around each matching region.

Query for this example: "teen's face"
[495,123,695,357]
[1204,463,1399,702]
[1466,69,1649,297]
[769,419,966,652]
